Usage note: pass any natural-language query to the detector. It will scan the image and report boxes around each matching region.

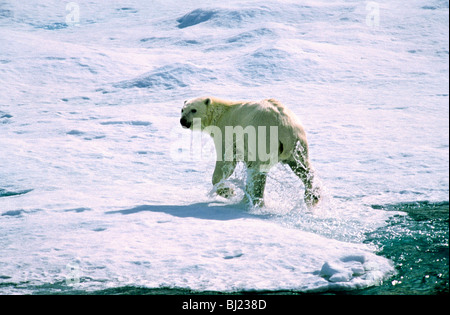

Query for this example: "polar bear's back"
[218,98,307,161]
[229,98,304,133]
[261,99,307,159]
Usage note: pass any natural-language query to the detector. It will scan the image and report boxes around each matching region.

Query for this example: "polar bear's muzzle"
[180,117,191,129]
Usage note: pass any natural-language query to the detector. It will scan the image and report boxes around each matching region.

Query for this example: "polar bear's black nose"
[180,117,190,128]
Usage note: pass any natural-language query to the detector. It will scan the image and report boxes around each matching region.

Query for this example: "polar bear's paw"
[216,186,235,199]
[305,186,321,208]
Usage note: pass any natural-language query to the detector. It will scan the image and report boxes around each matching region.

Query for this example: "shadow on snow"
[105,202,267,221]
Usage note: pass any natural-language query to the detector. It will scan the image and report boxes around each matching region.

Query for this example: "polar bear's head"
[180,97,211,129]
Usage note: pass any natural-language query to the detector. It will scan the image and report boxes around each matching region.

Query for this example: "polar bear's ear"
[205,98,211,106]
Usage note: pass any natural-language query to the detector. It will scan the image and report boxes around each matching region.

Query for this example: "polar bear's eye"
[191,109,197,113]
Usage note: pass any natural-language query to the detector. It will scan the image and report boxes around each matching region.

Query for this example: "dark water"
[356,201,449,295]
[24,201,447,296]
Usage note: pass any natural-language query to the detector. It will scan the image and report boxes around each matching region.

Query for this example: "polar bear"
[180,96,320,208]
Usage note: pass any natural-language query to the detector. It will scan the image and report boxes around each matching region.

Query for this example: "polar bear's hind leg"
[286,141,321,208]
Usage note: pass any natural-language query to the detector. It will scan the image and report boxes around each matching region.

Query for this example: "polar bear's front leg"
[245,167,267,207]
[212,161,236,198]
